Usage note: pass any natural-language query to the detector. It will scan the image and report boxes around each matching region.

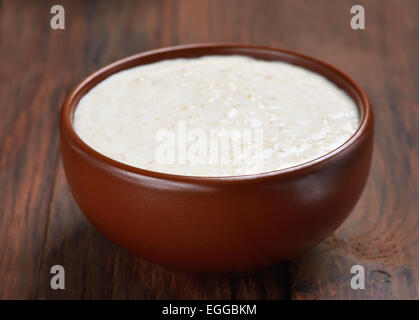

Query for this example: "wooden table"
[1,0,418,300]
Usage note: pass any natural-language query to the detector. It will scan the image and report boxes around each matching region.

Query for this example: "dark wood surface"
[1,0,418,299]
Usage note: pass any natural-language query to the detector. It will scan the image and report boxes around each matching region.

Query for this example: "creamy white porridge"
[74,55,359,176]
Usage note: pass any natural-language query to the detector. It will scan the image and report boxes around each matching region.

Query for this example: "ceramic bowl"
[60,44,374,275]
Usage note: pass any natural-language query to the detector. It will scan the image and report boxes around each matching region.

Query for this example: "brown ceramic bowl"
[60,43,374,275]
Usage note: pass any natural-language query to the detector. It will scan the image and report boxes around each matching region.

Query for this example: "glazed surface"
[74,55,359,176]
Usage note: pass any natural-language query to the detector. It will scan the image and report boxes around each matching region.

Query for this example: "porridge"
[74,55,359,176]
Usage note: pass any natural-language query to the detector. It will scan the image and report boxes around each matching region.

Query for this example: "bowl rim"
[60,43,374,184]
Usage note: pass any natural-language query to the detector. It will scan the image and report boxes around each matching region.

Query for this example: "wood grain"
[0,0,62,299]
[0,0,417,299]
[288,0,419,300]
